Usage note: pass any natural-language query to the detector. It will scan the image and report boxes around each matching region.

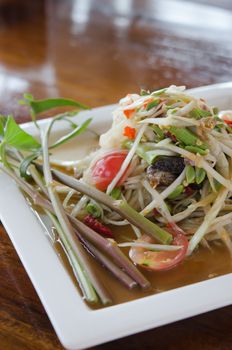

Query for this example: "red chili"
[84,215,113,238]
[123,126,136,139]
[123,109,135,119]
[153,208,161,217]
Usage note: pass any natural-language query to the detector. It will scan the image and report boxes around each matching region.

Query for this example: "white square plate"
[1,82,232,350]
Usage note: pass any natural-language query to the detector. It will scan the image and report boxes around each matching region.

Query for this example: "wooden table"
[0,0,232,349]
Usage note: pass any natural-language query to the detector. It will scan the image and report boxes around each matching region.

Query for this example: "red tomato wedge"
[90,150,129,191]
[129,223,188,271]
[223,117,232,126]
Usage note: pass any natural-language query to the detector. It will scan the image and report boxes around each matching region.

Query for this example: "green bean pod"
[186,165,195,184]
[169,126,207,150]
[195,167,206,184]
[185,145,208,155]
[167,184,184,200]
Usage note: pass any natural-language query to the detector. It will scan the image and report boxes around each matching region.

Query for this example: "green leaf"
[19,153,40,179]
[49,118,92,149]
[27,98,89,115]
[4,116,41,151]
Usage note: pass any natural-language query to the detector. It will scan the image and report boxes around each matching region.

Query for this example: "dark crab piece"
[147,156,185,186]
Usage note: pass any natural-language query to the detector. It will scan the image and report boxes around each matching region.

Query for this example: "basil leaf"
[27,98,89,115]
[49,118,92,149]
[19,153,40,179]
[4,116,41,150]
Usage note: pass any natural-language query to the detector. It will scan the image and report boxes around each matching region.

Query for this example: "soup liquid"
[53,225,232,308]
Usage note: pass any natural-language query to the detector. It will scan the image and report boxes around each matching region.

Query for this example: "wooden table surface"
[0,0,232,349]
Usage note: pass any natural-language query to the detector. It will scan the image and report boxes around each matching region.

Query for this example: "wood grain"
[0,0,232,349]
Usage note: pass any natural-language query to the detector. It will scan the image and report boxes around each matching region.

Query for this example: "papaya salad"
[1,85,232,306]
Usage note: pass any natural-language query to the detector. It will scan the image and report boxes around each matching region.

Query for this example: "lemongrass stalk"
[68,216,150,289]
[41,126,98,303]
[79,235,137,289]
[0,164,150,288]
[48,167,172,244]
[46,210,112,305]
[117,201,172,244]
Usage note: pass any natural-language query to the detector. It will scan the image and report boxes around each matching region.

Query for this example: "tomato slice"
[91,150,129,191]
[129,223,188,271]
[223,117,232,126]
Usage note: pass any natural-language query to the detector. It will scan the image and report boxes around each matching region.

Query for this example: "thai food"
[1,85,232,306]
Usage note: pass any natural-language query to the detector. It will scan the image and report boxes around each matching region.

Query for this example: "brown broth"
[52,225,232,309]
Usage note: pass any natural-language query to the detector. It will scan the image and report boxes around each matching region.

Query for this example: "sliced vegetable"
[86,202,102,218]
[195,167,206,184]
[129,224,188,271]
[123,126,136,140]
[151,125,164,140]
[146,99,159,111]
[110,188,121,200]
[168,126,207,149]
[91,150,129,191]
[124,141,172,165]
[186,165,195,184]
[189,108,211,119]
[167,184,184,199]
[184,145,208,155]
[123,109,135,119]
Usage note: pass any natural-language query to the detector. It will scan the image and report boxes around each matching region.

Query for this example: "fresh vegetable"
[86,202,102,218]
[184,145,208,155]
[123,109,135,119]
[123,126,136,139]
[84,215,113,238]
[146,99,160,111]
[90,151,129,191]
[129,223,188,271]
[168,126,207,149]
[195,167,206,184]
[167,184,184,199]
[186,165,195,184]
